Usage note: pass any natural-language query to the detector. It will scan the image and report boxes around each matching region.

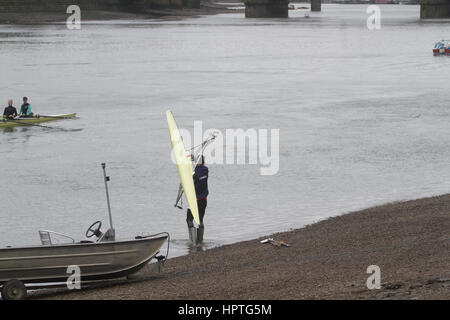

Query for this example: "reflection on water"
[0,5,450,258]
[1,123,82,133]
[1,127,32,141]
[187,244,208,255]
[170,238,215,255]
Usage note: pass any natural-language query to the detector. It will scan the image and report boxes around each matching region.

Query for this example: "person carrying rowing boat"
[19,97,33,117]
[186,154,209,244]
[3,100,18,119]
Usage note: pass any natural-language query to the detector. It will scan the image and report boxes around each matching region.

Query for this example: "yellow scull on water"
[0,114,77,128]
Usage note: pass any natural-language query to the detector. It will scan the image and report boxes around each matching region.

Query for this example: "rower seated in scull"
[3,99,18,119]
[19,97,33,118]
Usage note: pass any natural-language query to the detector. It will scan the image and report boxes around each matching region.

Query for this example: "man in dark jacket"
[3,100,18,119]
[187,155,209,244]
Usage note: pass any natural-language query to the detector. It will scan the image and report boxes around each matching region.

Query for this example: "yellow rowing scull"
[0,114,77,128]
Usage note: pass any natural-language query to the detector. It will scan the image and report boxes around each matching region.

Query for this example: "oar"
[188,133,219,152]
[35,114,76,119]
[1,118,60,130]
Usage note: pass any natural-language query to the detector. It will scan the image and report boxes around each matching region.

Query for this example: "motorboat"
[0,163,169,300]
[433,40,449,56]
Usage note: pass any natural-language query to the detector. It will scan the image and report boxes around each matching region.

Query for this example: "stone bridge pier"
[420,0,450,18]
[311,0,321,12]
[244,0,289,18]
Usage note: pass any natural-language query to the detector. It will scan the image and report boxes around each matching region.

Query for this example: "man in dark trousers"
[3,100,18,119]
[186,155,209,244]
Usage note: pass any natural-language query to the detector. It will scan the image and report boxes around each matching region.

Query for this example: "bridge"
[0,0,448,19]
[244,0,450,18]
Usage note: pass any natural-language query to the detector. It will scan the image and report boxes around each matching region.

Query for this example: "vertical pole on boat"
[102,163,114,231]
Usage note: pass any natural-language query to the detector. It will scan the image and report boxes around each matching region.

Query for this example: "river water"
[1,4,449,257]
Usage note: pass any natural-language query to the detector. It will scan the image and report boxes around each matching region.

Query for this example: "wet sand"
[0,1,240,24]
[35,194,449,300]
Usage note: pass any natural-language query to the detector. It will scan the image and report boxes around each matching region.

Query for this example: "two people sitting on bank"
[3,97,33,119]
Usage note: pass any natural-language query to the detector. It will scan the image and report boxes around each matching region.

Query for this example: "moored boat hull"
[0,235,167,285]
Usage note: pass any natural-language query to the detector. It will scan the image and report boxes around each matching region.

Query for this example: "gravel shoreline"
[34,194,450,300]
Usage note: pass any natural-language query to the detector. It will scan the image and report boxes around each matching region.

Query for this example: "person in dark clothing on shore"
[3,100,18,119]
[187,155,209,244]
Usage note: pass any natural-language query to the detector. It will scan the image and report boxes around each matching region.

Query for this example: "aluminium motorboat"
[0,163,169,300]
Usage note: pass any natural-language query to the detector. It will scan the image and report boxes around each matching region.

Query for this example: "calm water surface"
[1,5,449,257]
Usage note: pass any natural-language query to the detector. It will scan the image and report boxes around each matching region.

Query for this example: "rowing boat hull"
[0,113,77,128]
[166,111,200,225]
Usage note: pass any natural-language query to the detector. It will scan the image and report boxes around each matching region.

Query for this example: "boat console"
[85,221,115,242]
[39,220,115,245]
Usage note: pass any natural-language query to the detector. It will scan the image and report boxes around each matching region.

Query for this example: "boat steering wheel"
[86,221,102,238]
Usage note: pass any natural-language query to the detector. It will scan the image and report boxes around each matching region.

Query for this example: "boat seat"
[38,230,75,245]
[39,231,52,245]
